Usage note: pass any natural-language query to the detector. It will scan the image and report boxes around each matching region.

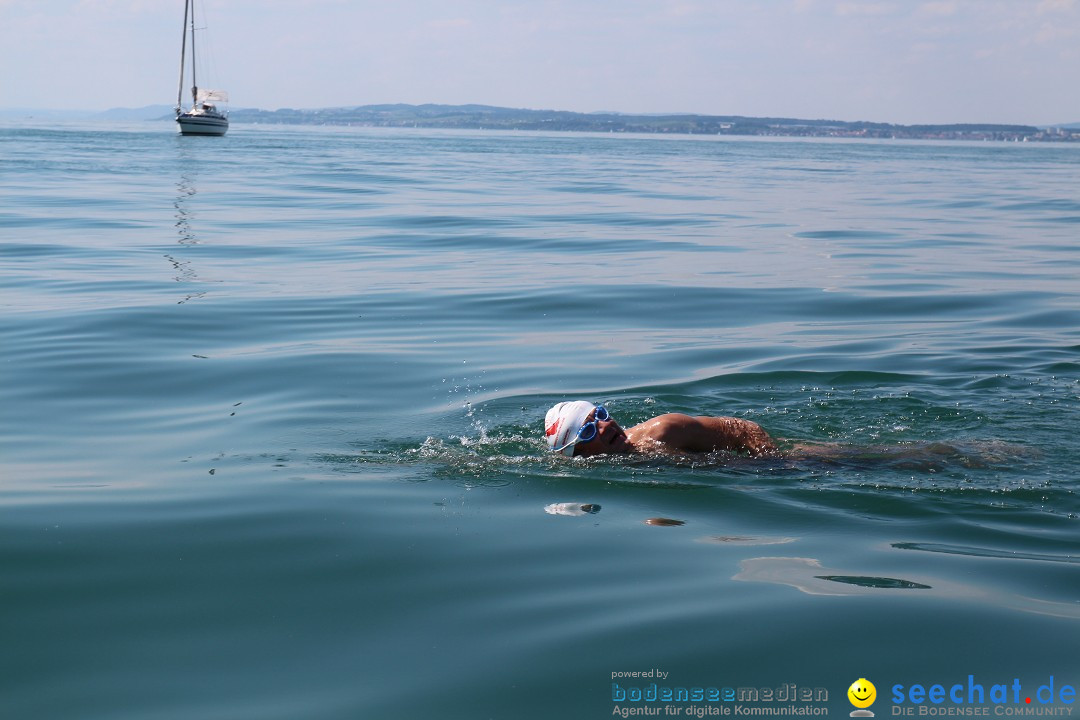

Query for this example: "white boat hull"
[177,112,228,136]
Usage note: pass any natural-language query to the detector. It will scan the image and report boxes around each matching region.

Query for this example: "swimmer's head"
[544,401,596,456]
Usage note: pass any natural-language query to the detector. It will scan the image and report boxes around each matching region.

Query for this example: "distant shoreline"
[5,103,1079,142]
[226,104,1080,143]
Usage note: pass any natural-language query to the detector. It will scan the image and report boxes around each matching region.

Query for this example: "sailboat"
[175,0,228,136]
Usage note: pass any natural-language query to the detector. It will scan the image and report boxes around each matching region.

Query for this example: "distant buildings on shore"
[1028,126,1080,142]
[745,124,1079,142]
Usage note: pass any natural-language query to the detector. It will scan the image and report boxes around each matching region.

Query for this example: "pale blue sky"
[2,0,1078,124]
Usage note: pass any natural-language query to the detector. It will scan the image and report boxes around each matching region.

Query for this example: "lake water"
[2,122,1078,719]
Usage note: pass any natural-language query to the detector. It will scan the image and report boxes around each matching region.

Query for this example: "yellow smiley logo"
[848,678,877,709]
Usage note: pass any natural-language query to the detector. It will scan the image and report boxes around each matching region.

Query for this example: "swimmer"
[544,400,777,457]
[542,400,1035,469]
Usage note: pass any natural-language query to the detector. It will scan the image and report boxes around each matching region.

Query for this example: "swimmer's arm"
[632,414,777,456]
[690,416,777,455]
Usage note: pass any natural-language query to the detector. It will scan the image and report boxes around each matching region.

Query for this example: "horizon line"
[2,102,1076,129]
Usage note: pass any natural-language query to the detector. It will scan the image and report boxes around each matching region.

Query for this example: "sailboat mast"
[176,0,189,110]
[189,0,198,106]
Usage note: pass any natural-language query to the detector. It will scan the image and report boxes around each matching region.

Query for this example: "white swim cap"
[544,400,596,456]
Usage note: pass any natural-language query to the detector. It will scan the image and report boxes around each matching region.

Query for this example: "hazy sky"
[3,0,1078,124]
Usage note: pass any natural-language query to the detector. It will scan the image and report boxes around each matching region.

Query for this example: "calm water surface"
[2,122,1078,719]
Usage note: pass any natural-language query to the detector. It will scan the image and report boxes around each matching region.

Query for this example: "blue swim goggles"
[554,405,610,453]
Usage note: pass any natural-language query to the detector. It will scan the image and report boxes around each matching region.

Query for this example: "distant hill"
[93,105,175,121]
[0,105,174,121]
[0,108,92,120]
[227,103,1064,141]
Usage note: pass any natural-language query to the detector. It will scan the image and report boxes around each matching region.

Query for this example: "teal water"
[2,123,1078,719]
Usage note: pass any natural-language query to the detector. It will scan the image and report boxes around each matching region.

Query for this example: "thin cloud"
[918,1,958,17]
[833,2,896,16]
[1037,0,1076,13]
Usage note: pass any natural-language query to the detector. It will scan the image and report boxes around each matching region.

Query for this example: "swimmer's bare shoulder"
[626,413,777,456]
